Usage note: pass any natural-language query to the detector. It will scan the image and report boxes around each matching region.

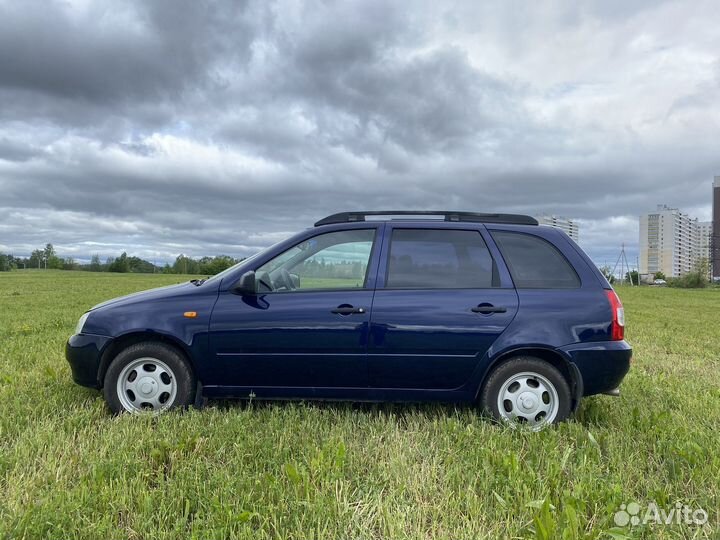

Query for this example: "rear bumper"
[559,340,632,396]
[65,334,112,389]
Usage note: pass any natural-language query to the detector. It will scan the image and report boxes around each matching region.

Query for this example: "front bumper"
[65,333,112,389]
[559,340,632,396]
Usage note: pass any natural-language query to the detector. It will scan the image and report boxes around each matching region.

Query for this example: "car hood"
[90,282,197,311]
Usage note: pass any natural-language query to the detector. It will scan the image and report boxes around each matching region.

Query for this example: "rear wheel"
[480,356,571,430]
[104,342,196,414]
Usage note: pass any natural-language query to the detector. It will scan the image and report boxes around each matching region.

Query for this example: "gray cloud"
[0,0,718,267]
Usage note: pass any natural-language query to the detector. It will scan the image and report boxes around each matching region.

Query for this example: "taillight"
[606,289,625,341]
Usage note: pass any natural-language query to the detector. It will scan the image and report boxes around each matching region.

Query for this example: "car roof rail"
[314,211,539,227]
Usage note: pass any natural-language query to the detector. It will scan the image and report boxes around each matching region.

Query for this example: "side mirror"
[232,271,256,295]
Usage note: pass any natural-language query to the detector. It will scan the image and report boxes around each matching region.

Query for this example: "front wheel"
[104,342,196,414]
[480,357,571,430]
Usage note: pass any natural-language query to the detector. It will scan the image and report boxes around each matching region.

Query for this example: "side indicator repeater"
[183,311,198,318]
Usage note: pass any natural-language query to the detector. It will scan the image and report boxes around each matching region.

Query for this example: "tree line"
[0,244,243,275]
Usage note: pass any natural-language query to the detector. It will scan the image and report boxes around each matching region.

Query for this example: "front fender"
[83,287,219,383]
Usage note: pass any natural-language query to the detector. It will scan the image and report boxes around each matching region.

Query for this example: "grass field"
[1,271,719,539]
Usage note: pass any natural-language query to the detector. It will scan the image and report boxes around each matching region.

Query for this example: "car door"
[207,226,382,389]
[368,224,519,390]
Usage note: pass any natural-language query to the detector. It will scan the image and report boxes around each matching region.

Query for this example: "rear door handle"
[331,305,366,315]
[471,304,507,314]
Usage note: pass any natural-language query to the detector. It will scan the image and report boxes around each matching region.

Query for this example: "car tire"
[480,356,571,430]
[104,342,196,414]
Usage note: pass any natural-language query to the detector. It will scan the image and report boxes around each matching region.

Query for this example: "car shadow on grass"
[203,397,615,430]
[64,383,616,429]
[207,397,480,419]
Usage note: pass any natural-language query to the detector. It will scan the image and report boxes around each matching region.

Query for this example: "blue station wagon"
[66,211,631,429]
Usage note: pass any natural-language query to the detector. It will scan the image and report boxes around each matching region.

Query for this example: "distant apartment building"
[639,205,699,278]
[535,214,579,243]
[697,221,712,263]
[713,176,720,279]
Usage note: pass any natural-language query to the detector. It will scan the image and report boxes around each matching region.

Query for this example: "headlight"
[75,312,90,335]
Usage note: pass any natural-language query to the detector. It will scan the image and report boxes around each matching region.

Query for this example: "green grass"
[0,271,719,539]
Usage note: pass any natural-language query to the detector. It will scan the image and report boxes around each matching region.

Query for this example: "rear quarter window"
[491,231,580,288]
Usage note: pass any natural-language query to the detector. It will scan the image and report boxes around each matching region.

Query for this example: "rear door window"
[386,229,498,288]
[491,231,580,288]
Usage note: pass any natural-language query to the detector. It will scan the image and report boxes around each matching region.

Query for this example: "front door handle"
[331,305,366,315]
[471,304,507,314]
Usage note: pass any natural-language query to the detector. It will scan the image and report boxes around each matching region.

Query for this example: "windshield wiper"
[189,278,208,286]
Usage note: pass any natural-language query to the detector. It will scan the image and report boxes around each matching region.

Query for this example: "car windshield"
[202,252,260,284]
[202,238,286,285]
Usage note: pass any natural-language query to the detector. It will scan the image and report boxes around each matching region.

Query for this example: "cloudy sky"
[0,0,718,267]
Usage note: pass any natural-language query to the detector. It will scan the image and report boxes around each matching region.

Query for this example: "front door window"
[255,229,375,292]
